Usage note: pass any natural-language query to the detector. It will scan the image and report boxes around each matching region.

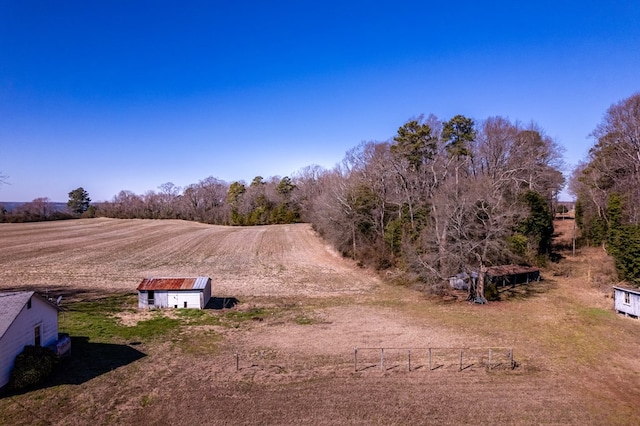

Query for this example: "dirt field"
[1,218,640,425]
[0,219,377,297]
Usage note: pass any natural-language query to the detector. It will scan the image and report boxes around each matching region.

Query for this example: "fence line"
[353,347,515,372]
[232,347,516,373]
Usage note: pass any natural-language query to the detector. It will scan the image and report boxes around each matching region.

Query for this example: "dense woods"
[570,92,640,285]
[302,114,564,289]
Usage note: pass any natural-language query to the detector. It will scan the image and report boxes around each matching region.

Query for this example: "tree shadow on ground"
[206,297,239,310]
[1,336,145,398]
[0,286,127,304]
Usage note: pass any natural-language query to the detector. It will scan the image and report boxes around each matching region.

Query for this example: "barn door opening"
[148,290,155,306]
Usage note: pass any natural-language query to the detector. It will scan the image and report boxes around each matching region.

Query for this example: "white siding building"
[613,286,640,319]
[0,291,59,390]
[137,277,212,309]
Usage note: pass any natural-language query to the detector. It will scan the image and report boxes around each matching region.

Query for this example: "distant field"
[0,218,377,297]
[1,218,640,425]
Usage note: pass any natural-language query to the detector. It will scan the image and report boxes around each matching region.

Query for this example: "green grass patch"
[62,307,181,342]
[140,394,155,407]
[578,306,614,322]
[223,307,266,322]
[60,294,217,343]
[176,308,222,325]
[294,315,314,325]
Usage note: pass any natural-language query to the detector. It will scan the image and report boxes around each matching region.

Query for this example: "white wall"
[138,291,169,308]
[138,291,147,309]
[153,292,169,308]
[614,288,640,317]
[0,296,58,389]
[167,291,204,309]
[139,287,209,309]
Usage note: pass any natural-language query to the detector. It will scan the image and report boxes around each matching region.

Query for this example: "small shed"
[137,277,212,309]
[0,291,60,390]
[613,286,640,319]
[486,265,540,287]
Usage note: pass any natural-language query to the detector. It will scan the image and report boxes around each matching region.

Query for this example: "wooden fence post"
[380,348,384,371]
[235,353,239,372]
[459,349,463,371]
[408,350,411,372]
[489,348,492,370]
[428,348,432,371]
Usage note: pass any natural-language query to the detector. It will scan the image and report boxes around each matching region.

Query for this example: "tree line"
[570,92,640,285]
[302,115,564,291]
[0,188,93,223]
[96,176,302,225]
[2,111,580,290]
[90,113,563,292]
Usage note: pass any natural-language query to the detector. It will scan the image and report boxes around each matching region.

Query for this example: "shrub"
[9,345,58,390]
[484,282,500,301]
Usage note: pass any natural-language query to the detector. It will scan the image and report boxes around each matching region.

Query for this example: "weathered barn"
[0,291,60,390]
[486,265,540,287]
[137,277,212,309]
[613,286,640,319]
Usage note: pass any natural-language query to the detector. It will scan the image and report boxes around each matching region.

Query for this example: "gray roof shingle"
[0,291,34,340]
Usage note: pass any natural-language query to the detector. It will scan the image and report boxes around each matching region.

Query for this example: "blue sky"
[1,1,639,202]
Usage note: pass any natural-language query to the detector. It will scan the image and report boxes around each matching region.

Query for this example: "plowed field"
[0,218,377,297]
[1,218,640,425]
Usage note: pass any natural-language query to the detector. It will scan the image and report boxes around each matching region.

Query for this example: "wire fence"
[352,347,516,372]
[232,347,517,373]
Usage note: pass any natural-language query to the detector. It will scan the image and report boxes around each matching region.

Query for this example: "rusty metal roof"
[136,277,210,291]
[486,265,539,277]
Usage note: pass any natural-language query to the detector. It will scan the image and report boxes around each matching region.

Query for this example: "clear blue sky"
[1,1,639,202]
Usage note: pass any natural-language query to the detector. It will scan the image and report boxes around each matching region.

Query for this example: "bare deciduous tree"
[305,113,564,288]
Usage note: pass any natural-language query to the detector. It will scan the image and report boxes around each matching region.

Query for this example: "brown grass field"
[1,218,640,425]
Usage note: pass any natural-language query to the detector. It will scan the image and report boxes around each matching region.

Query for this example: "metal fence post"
[354,347,358,372]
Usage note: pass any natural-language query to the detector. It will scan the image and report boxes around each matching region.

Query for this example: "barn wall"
[154,292,169,308]
[138,292,147,309]
[614,289,640,317]
[138,291,170,309]
[0,296,58,389]
[139,290,207,309]
[167,291,204,309]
